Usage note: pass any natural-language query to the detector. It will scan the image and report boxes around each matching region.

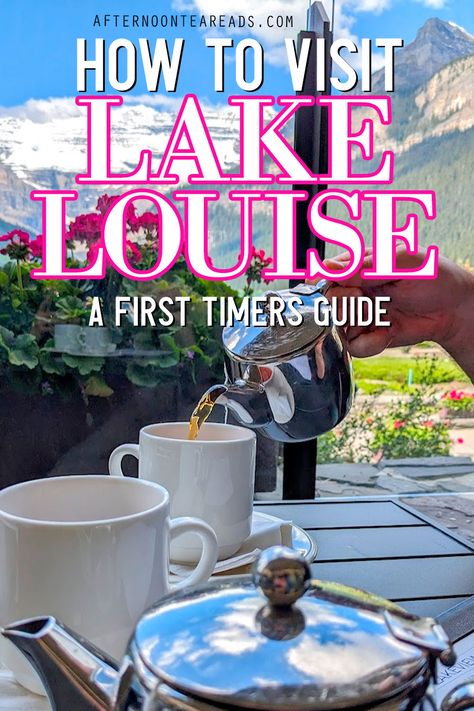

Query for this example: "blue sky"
[0,0,473,106]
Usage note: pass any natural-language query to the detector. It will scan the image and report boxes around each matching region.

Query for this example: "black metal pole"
[283,1,332,500]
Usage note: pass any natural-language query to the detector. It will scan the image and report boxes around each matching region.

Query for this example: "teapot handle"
[441,682,474,711]
[288,280,330,297]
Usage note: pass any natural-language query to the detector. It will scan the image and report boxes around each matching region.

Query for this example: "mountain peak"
[416,16,473,42]
[371,16,474,93]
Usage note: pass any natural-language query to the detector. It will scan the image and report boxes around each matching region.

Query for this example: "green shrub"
[318,386,451,463]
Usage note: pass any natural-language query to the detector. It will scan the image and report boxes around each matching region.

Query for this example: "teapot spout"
[2,617,128,711]
[216,380,274,429]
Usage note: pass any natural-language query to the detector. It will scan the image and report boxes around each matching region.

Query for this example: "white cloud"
[343,0,391,14]
[413,0,448,7]
[0,98,82,123]
[169,0,395,69]
[171,0,308,66]
[124,94,186,111]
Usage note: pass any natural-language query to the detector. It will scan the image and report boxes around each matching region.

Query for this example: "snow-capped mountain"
[0,100,242,184]
[0,98,250,233]
[0,16,472,262]
[371,17,474,92]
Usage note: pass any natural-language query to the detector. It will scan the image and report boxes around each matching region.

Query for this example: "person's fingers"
[346,327,393,358]
[322,251,378,287]
[324,286,364,321]
[319,262,366,288]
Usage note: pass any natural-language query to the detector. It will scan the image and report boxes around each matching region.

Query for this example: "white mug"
[0,475,218,694]
[109,422,257,563]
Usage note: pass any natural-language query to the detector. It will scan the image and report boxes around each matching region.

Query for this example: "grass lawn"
[353,355,469,388]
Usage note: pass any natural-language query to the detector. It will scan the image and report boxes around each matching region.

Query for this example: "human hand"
[315,246,474,379]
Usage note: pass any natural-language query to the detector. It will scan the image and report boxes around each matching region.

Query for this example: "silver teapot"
[215,283,354,442]
[3,547,473,711]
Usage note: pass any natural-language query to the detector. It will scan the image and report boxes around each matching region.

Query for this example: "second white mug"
[0,475,218,694]
[109,422,257,562]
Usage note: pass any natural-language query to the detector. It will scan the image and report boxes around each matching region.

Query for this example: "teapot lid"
[222,283,330,363]
[132,547,454,710]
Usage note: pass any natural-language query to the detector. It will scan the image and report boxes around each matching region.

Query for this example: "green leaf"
[84,375,114,398]
[0,325,15,352]
[40,349,67,375]
[9,334,39,369]
[128,353,178,370]
[55,296,88,323]
[160,333,180,356]
[156,334,180,367]
[62,354,104,375]
[56,296,84,312]
[132,330,155,349]
[0,271,8,289]
[156,354,179,368]
[126,361,160,387]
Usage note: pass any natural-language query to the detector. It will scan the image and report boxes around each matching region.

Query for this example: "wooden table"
[255,495,474,619]
[2,493,474,709]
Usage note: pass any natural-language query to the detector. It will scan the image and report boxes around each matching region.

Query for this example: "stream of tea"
[188,385,228,440]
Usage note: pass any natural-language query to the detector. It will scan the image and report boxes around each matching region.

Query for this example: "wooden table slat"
[257,501,422,529]
[397,597,471,618]
[310,556,474,600]
[311,526,472,561]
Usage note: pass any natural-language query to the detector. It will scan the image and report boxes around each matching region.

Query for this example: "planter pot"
[446,410,474,420]
[54,324,116,356]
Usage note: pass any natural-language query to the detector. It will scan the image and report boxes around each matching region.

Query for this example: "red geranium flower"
[138,211,160,230]
[68,213,102,244]
[0,229,32,260]
[29,235,43,258]
[126,240,142,264]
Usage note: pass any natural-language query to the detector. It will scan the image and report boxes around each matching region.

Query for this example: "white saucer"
[170,510,317,579]
[253,511,317,563]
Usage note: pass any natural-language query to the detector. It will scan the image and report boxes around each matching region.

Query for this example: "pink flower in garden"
[251,245,272,266]
[96,194,138,230]
[423,420,434,428]
[393,420,404,429]
[0,229,33,260]
[29,235,43,258]
[68,213,102,244]
[366,417,374,424]
[138,211,160,230]
[13,229,29,244]
[0,229,30,245]
[86,240,101,264]
[457,437,464,444]
[96,194,118,215]
[126,240,142,264]
[246,245,274,289]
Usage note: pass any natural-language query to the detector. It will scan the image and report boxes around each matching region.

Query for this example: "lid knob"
[253,546,311,607]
